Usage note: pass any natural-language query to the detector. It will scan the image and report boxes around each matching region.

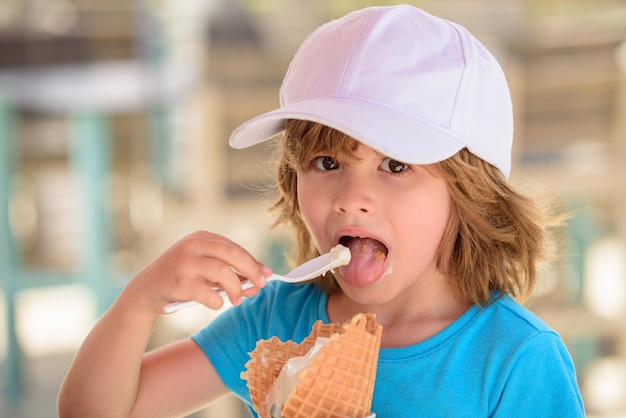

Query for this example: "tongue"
[340,238,387,287]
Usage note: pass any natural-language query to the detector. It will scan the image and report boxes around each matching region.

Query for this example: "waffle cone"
[241,313,382,418]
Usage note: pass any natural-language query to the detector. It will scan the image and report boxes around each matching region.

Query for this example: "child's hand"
[122,230,271,314]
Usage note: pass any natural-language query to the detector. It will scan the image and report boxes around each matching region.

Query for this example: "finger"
[187,257,245,306]
[190,234,271,289]
[241,281,261,298]
[193,281,226,310]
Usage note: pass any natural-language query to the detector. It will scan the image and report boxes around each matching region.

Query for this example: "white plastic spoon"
[162,244,351,313]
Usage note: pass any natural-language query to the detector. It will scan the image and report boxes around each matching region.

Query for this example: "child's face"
[296,143,452,303]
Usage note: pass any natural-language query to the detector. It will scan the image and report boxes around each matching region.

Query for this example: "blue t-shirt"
[192,281,584,417]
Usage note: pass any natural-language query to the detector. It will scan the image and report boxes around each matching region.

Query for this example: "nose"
[333,171,376,215]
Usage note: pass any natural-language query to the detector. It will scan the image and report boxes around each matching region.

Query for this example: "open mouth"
[337,236,389,287]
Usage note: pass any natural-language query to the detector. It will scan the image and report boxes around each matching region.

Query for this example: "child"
[58,5,584,417]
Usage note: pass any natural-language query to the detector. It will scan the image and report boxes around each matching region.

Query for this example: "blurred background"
[0,0,625,416]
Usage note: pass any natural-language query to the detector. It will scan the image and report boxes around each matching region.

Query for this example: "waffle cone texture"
[241,313,382,418]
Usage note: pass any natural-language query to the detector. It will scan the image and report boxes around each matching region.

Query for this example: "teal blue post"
[566,203,600,304]
[266,239,288,273]
[148,105,170,185]
[70,112,113,316]
[0,98,23,405]
[565,203,604,383]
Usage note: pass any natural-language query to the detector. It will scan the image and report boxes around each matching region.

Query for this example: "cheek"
[395,182,451,257]
[423,189,451,245]
[296,174,313,216]
[296,175,326,240]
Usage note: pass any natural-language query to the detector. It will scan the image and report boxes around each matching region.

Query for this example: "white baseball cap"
[229,5,513,178]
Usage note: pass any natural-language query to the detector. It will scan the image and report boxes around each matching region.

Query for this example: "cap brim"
[229,97,466,166]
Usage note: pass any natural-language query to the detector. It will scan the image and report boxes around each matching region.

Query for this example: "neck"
[327,282,470,348]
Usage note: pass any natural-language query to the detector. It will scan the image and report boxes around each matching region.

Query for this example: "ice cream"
[330,244,352,269]
[241,313,382,418]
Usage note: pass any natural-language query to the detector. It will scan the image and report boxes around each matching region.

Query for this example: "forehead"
[284,120,420,164]
[285,121,357,155]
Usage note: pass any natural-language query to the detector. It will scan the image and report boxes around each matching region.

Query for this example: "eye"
[313,156,339,171]
[381,158,409,173]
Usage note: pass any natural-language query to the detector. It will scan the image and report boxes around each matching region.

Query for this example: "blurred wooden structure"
[1,0,626,416]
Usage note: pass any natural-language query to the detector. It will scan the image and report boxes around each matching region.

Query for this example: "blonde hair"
[270,119,564,306]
